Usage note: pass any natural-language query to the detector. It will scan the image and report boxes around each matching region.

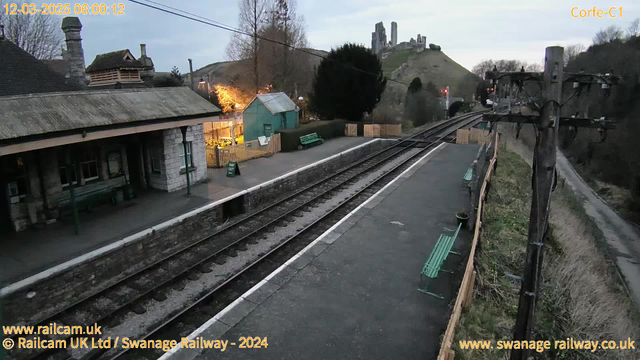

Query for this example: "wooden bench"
[57,184,114,219]
[299,132,324,148]
[418,223,462,299]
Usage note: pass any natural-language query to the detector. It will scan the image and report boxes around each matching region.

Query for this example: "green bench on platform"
[418,223,462,299]
[463,168,473,181]
[299,132,324,148]
[462,166,473,190]
[57,183,114,219]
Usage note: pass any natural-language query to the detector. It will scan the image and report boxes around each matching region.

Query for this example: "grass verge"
[454,147,639,360]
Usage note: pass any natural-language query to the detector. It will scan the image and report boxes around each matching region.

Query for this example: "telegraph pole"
[510,47,563,360]
[482,46,619,360]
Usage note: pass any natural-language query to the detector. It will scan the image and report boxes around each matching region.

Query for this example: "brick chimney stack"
[61,17,86,86]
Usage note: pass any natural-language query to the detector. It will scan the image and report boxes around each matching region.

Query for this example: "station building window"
[150,146,162,173]
[179,142,193,169]
[58,147,100,187]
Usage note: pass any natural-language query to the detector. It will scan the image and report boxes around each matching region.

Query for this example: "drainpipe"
[180,126,191,195]
[65,146,79,235]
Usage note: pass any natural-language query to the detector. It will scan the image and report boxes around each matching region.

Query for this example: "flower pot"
[456,211,469,228]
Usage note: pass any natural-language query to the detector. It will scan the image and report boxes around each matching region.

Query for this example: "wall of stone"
[8,140,130,231]
[1,139,395,325]
[162,124,208,192]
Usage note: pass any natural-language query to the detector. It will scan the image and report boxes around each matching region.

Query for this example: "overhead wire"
[128,0,410,87]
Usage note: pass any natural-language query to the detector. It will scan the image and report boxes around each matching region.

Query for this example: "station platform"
[0,137,372,285]
[165,143,481,360]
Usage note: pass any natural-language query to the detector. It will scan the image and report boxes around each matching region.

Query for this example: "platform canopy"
[0,87,221,155]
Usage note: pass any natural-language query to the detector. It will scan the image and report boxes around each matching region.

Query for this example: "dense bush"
[404,79,442,126]
[561,33,640,215]
[277,120,346,151]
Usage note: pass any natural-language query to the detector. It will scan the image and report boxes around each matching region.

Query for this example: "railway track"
[6,111,484,360]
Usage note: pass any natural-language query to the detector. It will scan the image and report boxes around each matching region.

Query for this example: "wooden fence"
[363,124,402,138]
[205,133,281,168]
[437,131,499,360]
[456,128,492,145]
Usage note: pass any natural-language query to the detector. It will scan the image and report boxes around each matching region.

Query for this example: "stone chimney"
[138,43,155,84]
[61,17,86,86]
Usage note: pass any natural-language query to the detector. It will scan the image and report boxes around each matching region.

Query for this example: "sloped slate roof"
[42,59,70,76]
[85,49,144,72]
[0,87,221,141]
[250,93,297,115]
[0,38,81,96]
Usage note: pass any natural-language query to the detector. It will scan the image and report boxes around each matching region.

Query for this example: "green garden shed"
[242,93,299,141]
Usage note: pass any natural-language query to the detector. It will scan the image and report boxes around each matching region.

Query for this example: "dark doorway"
[0,161,14,233]
[223,195,245,221]
[126,141,144,190]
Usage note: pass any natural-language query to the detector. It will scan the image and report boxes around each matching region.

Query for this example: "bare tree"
[593,25,624,45]
[471,60,495,78]
[564,44,585,66]
[627,18,640,38]
[260,0,308,95]
[226,0,268,93]
[0,0,63,59]
[526,63,543,72]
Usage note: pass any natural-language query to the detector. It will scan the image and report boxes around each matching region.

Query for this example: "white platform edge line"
[158,142,446,359]
[0,139,383,298]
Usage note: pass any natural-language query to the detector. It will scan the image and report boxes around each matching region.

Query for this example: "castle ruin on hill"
[371,21,426,56]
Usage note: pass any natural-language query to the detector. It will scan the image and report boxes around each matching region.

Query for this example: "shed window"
[179,142,193,169]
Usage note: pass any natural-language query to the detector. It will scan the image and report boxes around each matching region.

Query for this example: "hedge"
[277,119,346,152]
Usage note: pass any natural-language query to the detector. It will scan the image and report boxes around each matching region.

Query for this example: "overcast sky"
[55,0,640,73]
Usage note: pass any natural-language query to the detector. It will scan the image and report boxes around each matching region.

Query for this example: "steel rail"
[105,113,484,360]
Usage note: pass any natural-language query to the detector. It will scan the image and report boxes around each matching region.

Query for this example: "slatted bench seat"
[299,132,324,148]
[462,166,473,190]
[57,184,114,219]
[463,168,473,182]
[418,223,462,299]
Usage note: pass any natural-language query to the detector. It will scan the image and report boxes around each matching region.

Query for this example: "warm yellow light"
[213,84,273,113]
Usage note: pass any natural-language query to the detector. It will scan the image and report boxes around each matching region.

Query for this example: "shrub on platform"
[277,120,346,151]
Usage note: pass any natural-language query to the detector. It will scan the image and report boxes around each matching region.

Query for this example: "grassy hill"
[189,48,328,93]
[382,49,480,99]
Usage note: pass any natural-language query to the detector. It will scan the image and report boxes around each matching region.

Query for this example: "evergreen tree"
[310,43,387,121]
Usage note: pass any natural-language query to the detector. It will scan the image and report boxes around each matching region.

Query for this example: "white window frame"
[179,142,194,169]
[58,160,78,187]
[79,151,100,182]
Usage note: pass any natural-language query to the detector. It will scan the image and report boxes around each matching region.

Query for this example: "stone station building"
[0,88,220,233]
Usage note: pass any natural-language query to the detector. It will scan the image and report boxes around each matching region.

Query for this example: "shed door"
[263,124,273,137]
